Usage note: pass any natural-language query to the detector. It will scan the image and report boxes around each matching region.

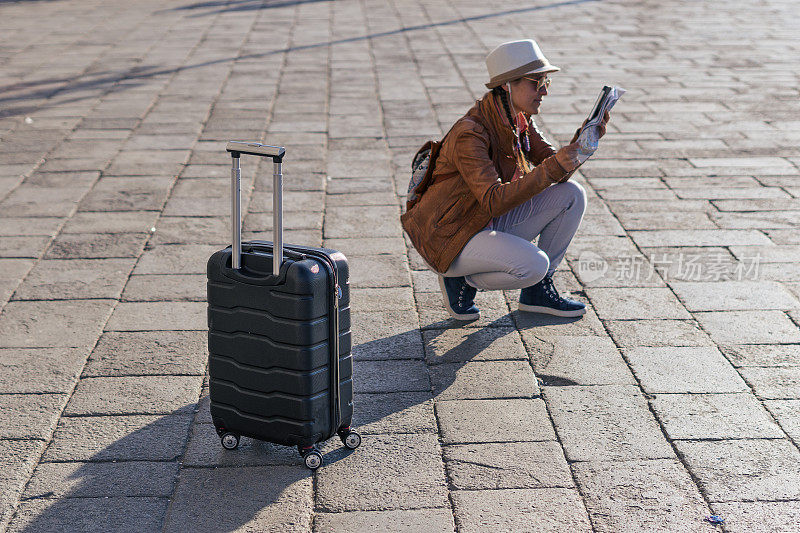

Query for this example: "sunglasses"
[521,75,551,91]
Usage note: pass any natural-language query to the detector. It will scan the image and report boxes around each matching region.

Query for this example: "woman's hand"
[558,111,612,176]
[554,142,581,173]
[580,110,611,138]
[571,110,612,145]
[597,110,610,138]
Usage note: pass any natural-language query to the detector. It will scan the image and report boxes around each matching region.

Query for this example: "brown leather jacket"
[401,91,575,273]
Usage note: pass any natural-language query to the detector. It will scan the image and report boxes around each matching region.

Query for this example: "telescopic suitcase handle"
[226,141,286,274]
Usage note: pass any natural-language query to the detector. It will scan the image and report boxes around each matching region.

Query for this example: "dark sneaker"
[519,275,586,317]
[438,275,480,320]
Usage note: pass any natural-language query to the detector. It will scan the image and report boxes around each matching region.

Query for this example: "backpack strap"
[405,121,462,211]
[406,140,441,210]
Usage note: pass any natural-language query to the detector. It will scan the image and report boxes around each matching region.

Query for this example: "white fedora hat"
[485,39,560,89]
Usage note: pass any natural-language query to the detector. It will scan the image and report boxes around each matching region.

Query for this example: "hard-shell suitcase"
[207,142,361,470]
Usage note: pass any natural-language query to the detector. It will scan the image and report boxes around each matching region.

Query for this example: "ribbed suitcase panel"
[210,378,327,420]
[208,330,351,372]
[207,279,326,321]
[209,353,352,395]
[209,402,327,446]
[209,377,353,446]
[208,305,329,345]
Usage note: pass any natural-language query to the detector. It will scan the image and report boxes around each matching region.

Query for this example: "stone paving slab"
[443,441,573,491]
[711,501,800,533]
[670,280,800,311]
[314,509,456,533]
[625,346,749,393]
[0,299,115,348]
[544,385,675,462]
[694,310,800,345]
[604,319,714,348]
[61,211,160,234]
[23,461,179,499]
[0,236,51,259]
[730,245,800,264]
[423,326,527,363]
[738,367,800,400]
[528,336,635,386]
[0,259,34,304]
[764,400,800,443]
[316,433,449,512]
[121,273,206,302]
[587,287,691,320]
[132,244,220,275]
[163,466,312,533]
[0,217,63,237]
[9,498,169,533]
[675,439,800,502]
[652,393,785,440]
[44,233,148,260]
[151,218,229,246]
[12,258,136,301]
[430,360,539,400]
[63,375,202,416]
[82,331,206,376]
[352,392,437,435]
[353,359,430,394]
[42,414,193,463]
[349,287,416,312]
[721,344,800,368]
[104,301,206,331]
[572,459,716,533]
[629,229,773,248]
[515,308,605,339]
[0,348,87,394]
[0,440,45,529]
[451,488,591,533]
[350,310,423,360]
[436,399,556,444]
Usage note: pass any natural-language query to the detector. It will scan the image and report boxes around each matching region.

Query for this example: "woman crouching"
[401,39,610,320]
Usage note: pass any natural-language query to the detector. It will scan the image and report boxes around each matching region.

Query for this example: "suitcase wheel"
[221,432,240,450]
[299,446,323,470]
[338,427,362,450]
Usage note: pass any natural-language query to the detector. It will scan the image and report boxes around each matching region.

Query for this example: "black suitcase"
[207,142,361,470]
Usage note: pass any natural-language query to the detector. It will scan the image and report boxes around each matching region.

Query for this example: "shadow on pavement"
[11,404,318,532]
[161,0,328,16]
[0,67,159,118]
[12,311,564,531]
[0,0,600,118]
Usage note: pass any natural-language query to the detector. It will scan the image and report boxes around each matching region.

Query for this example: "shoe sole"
[518,302,587,317]
[438,276,480,321]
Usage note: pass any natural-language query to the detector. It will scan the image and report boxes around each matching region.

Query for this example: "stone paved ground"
[1,0,799,531]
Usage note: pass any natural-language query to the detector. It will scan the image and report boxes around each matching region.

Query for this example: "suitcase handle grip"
[226,141,285,161]
[228,141,285,274]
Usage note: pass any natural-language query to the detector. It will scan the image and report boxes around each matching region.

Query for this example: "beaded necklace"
[512,110,534,174]
[499,86,534,175]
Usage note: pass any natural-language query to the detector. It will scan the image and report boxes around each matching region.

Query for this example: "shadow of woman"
[348,316,524,433]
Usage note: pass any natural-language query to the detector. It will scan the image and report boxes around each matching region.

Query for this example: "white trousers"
[443,181,587,290]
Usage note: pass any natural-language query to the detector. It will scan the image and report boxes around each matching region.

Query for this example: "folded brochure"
[576,85,625,163]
